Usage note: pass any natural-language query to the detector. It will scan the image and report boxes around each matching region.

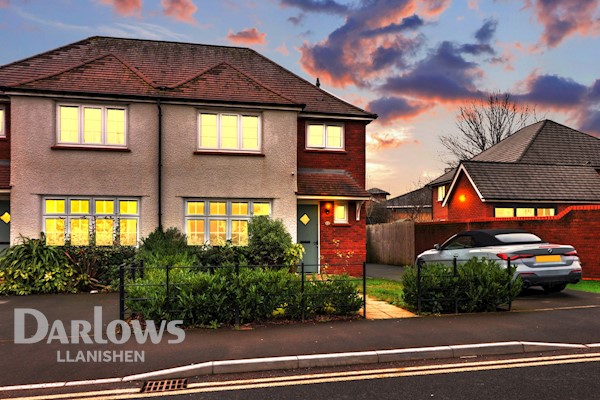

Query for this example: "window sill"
[51,145,130,152]
[304,149,347,154]
[333,222,351,226]
[0,136,7,141]
[194,150,265,157]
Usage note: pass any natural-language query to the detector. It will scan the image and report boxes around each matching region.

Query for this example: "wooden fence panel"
[366,221,415,266]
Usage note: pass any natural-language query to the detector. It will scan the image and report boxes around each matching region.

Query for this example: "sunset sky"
[1,0,598,197]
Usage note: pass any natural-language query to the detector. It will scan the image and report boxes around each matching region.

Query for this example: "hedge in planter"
[402,257,522,314]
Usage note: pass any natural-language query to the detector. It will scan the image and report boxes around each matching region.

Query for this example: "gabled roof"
[297,169,370,198]
[443,161,600,205]
[473,120,600,166]
[387,186,432,208]
[427,169,455,186]
[0,36,376,118]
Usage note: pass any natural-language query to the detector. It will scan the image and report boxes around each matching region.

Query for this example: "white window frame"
[437,185,446,202]
[334,201,348,224]
[185,199,272,246]
[57,103,128,147]
[0,105,5,138]
[197,111,262,152]
[306,122,345,150]
[42,196,140,246]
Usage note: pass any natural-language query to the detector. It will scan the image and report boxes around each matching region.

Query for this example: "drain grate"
[141,378,188,393]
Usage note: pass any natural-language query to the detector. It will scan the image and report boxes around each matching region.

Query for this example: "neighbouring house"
[428,120,600,220]
[365,187,390,224]
[0,36,376,272]
[386,186,432,221]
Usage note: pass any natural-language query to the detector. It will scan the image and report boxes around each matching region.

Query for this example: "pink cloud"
[276,43,289,56]
[227,28,267,45]
[418,0,450,17]
[99,0,142,17]
[367,129,420,151]
[524,0,600,48]
[0,0,9,8]
[161,0,197,24]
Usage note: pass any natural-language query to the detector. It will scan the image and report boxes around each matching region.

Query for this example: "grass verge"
[363,278,405,307]
[568,280,600,293]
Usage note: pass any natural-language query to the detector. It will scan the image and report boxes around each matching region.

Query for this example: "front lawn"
[364,278,405,307]
[568,280,600,293]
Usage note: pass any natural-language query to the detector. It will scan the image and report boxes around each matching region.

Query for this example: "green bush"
[195,241,249,267]
[402,258,521,314]
[140,227,198,267]
[0,236,84,295]
[63,245,138,291]
[247,216,295,267]
[126,268,362,326]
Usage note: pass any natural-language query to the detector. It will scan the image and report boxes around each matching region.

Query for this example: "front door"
[297,204,319,273]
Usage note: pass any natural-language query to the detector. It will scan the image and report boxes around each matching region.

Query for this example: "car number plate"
[535,255,561,263]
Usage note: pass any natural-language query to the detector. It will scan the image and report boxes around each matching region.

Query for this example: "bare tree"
[440,92,540,165]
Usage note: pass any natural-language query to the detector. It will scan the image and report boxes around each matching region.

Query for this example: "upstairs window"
[198,112,260,152]
[437,186,446,202]
[306,123,344,150]
[58,105,127,146]
[0,106,5,137]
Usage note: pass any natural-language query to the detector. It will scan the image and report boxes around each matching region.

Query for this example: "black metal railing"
[119,262,367,325]
[416,257,513,314]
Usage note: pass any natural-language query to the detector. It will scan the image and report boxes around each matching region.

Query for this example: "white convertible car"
[416,229,582,293]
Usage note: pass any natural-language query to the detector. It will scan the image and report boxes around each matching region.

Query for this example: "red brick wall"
[415,205,600,278]
[297,118,366,186]
[319,201,365,276]
[0,102,10,160]
[447,174,494,219]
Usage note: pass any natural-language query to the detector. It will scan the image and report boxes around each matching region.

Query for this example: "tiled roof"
[387,186,432,207]
[367,187,390,195]
[461,161,600,202]
[297,169,370,198]
[427,169,455,186]
[0,36,375,117]
[473,120,600,165]
[0,164,9,189]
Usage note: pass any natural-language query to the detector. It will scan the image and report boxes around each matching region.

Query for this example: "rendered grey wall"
[9,96,298,244]
[9,96,159,243]
[161,105,298,241]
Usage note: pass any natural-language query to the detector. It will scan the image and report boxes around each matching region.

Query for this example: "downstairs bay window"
[43,197,139,246]
[185,199,271,246]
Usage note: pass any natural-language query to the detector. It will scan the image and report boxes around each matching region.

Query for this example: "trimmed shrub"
[140,227,198,267]
[402,258,521,314]
[247,216,294,267]
[0,236,84,295]
[126,268,362,326]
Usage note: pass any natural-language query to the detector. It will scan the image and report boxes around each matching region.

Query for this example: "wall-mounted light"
[324,202,332,215]
[459,194,467,203]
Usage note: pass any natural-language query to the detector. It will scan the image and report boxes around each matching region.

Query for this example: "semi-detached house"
[0,36,376,273]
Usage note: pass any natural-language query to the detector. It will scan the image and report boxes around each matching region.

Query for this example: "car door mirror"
[434,243,441,250]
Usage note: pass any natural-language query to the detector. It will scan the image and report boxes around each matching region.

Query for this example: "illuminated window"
[537,208,555,217]
[198,112,260,152]
[494,208,514,218]
[334,202,348,224]
[58,105,127,147]
[516,208,535,217]
[437,186,446,202]
[185,199,271,246]
[43,196,139,246]
[0,106,5,137]
[253,202,271,216]
[306,123,344,150]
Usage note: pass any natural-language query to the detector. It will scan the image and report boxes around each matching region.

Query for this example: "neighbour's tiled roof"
[427,169,455,186]
[473,120,600,166]
[0,164,9,189]
[367,187,390,195]
[0,36,375,118]
[297,169,370,198]
[461,161,600,202]
[387,186,432,208]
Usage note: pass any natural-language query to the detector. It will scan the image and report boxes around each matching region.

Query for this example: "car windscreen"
[494,233,543,244]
